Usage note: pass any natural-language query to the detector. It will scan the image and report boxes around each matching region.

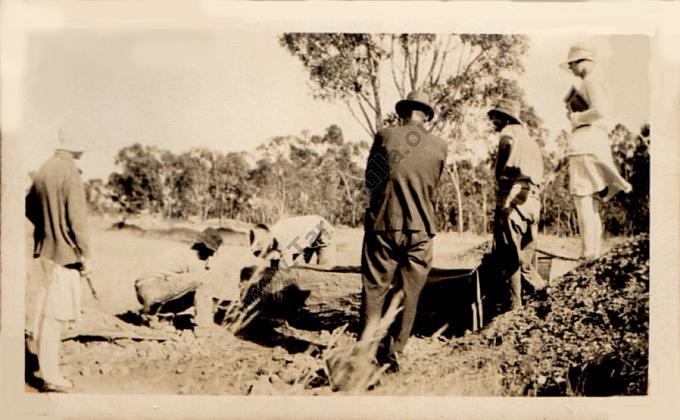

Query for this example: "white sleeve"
[571,79,608,126]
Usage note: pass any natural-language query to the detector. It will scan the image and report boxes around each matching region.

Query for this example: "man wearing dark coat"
[360,90,447,372]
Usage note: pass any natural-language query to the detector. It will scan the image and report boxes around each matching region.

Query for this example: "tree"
[107,143,165,215]
[603,123,650,235]
[281,33,535,234]
[84,179,117,215]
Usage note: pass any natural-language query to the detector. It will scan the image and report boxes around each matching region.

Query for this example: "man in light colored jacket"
[25,123,94,391]
[249,214,335,270]
[487,98,547,311]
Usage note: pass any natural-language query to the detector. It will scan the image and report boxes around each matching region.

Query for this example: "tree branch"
[355,97,377,137]
[390,36,406,98]
[413,35,421,90]
[435,36,457,85]
[425,37,441,87]
[405,39,415,90]
[345,100,374,138]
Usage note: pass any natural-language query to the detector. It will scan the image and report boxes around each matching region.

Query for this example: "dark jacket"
[364,122,447,234]
[26,150,90,266]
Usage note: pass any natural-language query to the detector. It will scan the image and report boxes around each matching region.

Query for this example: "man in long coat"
[26,124,94,390]
[360,90,447,372]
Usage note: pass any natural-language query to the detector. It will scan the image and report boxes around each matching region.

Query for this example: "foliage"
[103,126,369,225]
[96,34,648,236]
[452,234,649,396]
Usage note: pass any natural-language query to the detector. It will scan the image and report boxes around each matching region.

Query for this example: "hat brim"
[559,56,595,71]
[57,143,98,153]
[487,109,522,125]
[396,100,434,121]
[196,234,221,252]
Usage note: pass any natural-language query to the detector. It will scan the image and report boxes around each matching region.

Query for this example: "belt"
[574,124,592,130]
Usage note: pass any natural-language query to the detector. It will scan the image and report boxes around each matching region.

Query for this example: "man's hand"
[79,258,99,300]
[80,258,93,277]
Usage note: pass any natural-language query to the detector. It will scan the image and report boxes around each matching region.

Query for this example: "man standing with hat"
[360,90,447,372]
[134,227,223,336]
[487,98,547,311]
[25,123,96,390]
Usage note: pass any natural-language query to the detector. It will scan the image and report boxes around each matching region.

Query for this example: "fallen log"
[239,264,491,337]
[61,329,172,342]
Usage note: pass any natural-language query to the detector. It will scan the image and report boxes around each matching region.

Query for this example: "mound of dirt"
[451,234,649,396]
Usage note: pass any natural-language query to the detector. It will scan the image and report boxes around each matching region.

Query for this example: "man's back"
[26,151,90,266]
[365,123,447,234]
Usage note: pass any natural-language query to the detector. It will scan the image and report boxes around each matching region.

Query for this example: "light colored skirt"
[38,259,82,322]
[568,126,632,197]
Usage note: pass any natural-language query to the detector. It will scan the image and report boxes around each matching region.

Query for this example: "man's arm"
[25,184,40,226]
[364,131,384,190]
[495,134,514,181]
[64,170,91,261]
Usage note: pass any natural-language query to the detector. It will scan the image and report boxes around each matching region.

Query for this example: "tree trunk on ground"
[239,264,488,337]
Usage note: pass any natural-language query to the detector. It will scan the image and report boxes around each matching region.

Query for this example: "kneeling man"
[135,227,223,334]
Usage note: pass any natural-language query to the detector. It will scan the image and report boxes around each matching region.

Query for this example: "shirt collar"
[403,120,426,129]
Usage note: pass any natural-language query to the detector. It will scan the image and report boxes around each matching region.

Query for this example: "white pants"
[573,195,603,259]
[31,260,82,384]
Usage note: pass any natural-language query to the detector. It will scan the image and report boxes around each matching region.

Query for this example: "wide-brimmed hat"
[395,90,435,121]
[196,227,223,252]
[57,123,97,152]
[487,98,522,125]
[559,45,596,70]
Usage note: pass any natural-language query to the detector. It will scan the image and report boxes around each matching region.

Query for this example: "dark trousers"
[492,207,546,309]
[360,230,433,356]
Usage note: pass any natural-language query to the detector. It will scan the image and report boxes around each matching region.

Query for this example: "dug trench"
[234,234,648,396]
[37,231,646,396]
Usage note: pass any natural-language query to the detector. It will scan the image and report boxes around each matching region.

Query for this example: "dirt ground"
[24,216,627,395]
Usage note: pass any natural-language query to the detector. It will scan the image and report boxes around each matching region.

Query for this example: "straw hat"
[487,98,522,125]
[395,90,435,121]
[560,45,596,70]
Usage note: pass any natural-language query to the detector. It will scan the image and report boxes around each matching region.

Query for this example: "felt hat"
[197,227,223,252]
[487,98,523,125]
[395,90,435,121]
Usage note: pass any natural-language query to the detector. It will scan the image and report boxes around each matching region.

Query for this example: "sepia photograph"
[1,1,678,419]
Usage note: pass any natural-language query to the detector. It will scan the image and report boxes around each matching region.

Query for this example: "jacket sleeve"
[436,141,448,188]
[495,134,514,182]
[364,131,384,190]
[25,184,40,226]
[64,169,91,259]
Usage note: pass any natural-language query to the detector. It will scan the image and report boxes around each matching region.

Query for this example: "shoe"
[380,353,400,374]
[534,288,549,301]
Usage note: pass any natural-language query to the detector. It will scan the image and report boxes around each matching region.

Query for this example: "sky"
[17,30,649,181]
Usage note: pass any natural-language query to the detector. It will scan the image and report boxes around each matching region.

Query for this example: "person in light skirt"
[561,45,632,260]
